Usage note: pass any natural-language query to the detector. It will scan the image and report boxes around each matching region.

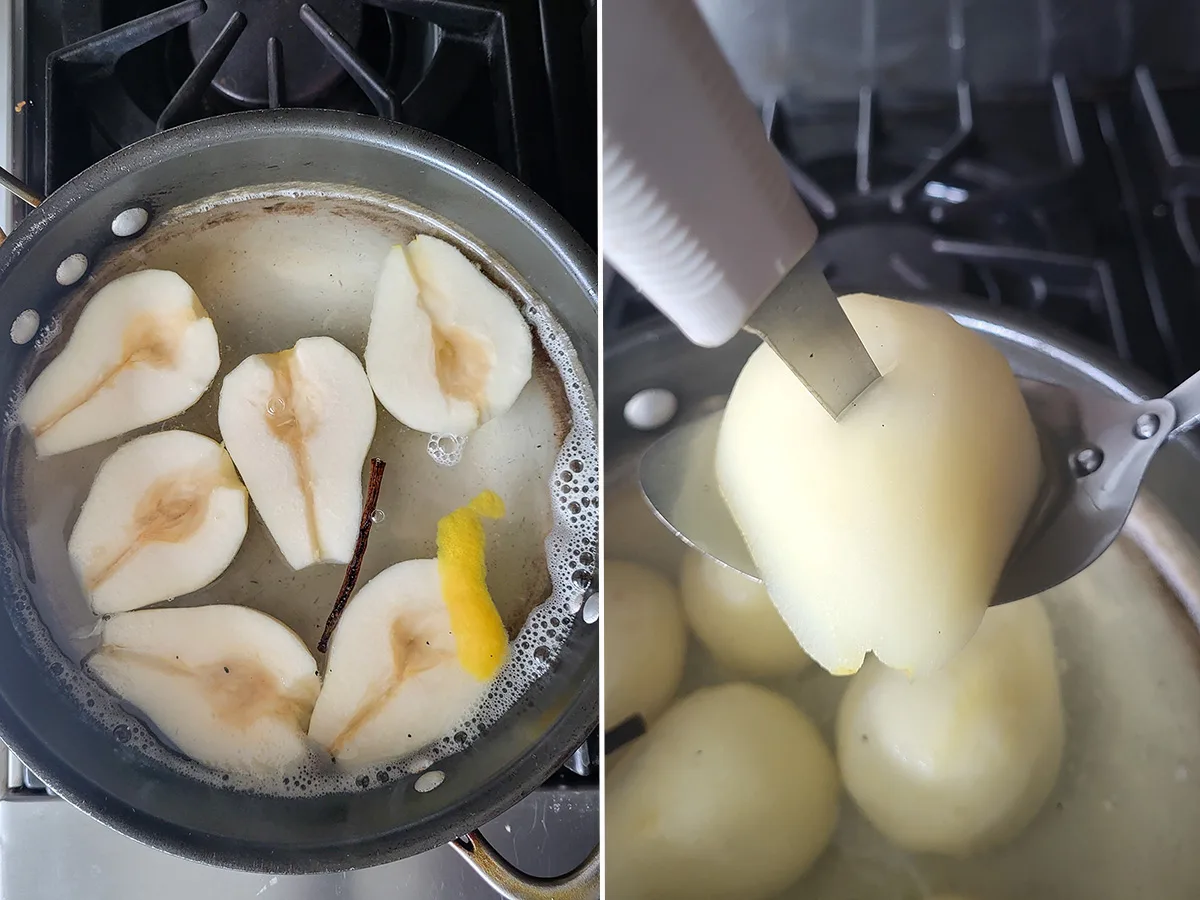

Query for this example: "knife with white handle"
[602,0,880,417]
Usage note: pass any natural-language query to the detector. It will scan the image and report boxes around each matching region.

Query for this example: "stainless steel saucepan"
[0,108,598,898]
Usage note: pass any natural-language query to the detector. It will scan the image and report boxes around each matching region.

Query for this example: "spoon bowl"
[640,373,1199,605]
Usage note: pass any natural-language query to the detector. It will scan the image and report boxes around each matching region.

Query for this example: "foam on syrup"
[426,433,467,467]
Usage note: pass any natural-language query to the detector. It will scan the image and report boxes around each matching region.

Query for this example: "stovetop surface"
[608,70,1200,390]
[5,0,597,896]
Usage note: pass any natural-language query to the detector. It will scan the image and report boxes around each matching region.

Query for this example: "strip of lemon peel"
[437,490,508,680]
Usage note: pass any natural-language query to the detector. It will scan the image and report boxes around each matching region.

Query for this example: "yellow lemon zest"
[437,490,508,680]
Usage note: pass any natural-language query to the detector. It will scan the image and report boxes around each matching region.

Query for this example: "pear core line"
[84,458,240,591]
[33,307,197,438]
[326,619,453,756]
[398,243,495,422]
[91,647,314,732]
[263,351,322,562]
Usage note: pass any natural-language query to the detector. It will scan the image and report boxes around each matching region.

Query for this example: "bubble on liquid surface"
[426,433,466,467]
[266,398,286,417]
[370,508,386,524]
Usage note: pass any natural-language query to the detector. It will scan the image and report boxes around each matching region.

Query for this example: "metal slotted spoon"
[640,370,1200,605]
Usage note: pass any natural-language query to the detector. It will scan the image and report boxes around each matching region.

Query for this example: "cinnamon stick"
[317,458,386,653]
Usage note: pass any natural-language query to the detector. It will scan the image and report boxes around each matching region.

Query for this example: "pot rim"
[3,108,596,308]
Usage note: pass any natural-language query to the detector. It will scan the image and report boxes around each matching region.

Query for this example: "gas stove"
[1,1,597,897]
[608,68,1200,389]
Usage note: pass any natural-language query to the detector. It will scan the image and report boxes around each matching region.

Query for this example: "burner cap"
[815,224,965,298]
[188,0,365,108]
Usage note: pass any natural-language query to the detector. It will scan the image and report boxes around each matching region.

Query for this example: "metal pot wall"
[0,108,598,896]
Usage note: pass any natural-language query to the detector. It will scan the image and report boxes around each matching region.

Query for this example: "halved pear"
[20,269,220,457]
[716,293,1042,676]
[309,558,492,766]
[364,235,533,435]
[68,430,248,615]
[87,605,320,775]
[218,336,376,570]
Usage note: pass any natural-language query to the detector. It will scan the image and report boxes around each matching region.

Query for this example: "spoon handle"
[602,0,881,415]
[602,0,817,347]
[1166,369,1200,436]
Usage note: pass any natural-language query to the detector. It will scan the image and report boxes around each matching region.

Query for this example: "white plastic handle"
[602,0,819,347]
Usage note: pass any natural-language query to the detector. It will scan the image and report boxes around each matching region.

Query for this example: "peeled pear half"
[837,596,1065,856]
[365,235,533,435]
[87,605,320,775]
[20,269,220,457]
[218,336,376,570]
[69,430,248,615]
[716,293,1041,676]
[308,558,492,766]
[608,683,839,900]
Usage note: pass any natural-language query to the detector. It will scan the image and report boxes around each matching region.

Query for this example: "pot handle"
[0,165,44,241]
[450,830,599,900]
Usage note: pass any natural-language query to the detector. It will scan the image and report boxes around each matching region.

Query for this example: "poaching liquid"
[4,186,597,795]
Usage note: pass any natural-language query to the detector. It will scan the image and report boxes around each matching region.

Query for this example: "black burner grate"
[24,0,596,245]
[608,71,1200,387]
